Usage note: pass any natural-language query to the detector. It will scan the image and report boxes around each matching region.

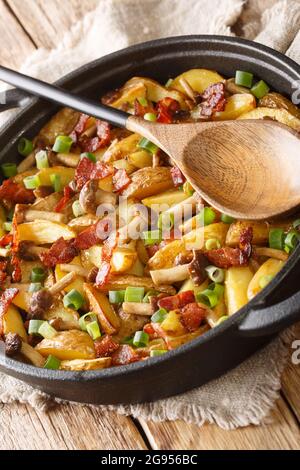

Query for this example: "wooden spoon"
[1,65,299,220]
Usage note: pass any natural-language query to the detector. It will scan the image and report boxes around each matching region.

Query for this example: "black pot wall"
[0,36,300,404]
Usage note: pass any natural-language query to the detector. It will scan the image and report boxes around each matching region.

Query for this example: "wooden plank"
[281,322,300,422]
[0,1,35,68]
[7,0,98,49]
[139,398,300,450]
[0,402,148,450]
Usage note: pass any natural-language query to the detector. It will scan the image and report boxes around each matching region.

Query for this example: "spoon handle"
[0,65,129,128]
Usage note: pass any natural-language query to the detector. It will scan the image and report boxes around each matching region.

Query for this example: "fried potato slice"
[142,189,188,209]
[60,357,111,371]
[122,167,174,199]
[37,166,75,188]
[35,330,96,360]
[238,107,300,131]
[225,266,254,316]
[84,283,121,334]
[247,258,285,301]
[38,108,80,145]
[18,220,76,244]
[259,92,300,119]
[1,305,28,342]
[148,239,187,270]
[97,275,176,295]
[171,68,224,94]
[213,93,256,120]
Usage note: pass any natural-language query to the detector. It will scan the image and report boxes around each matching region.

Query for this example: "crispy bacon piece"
[200,82,226,117]
[0,261,8,287]
[11,253,21,283]
[69,113,89,143]
[74,223,98,250]
[170,166,185,187]
[156,97,181,123]
[113,168,131,193]
[134,98,156,117]
[95,262,111,287]
[158,290,195,311]
[204,227,253,268]
[94,335,119,358]
[54,186,74,213]
[188,250,208,286]
[0,288,19,333]
[80,120,111,153]
[0,180,35,205]
[143,323,156,336]
[74,157,113,190]
[111,344,140,366]
[40,237,78,268]
[95,232,118,287]
[0,233,13,247]
[180,303,206,332]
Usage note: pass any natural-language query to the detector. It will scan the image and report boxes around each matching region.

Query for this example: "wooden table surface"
[0,0,300,450]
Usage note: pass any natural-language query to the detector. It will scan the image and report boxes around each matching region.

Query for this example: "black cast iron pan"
[0,36,300,405]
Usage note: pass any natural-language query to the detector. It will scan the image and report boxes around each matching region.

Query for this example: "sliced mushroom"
[150,264,190,285]
[122,302,153,316]
[79,180,117,214]
[14,204,66,224]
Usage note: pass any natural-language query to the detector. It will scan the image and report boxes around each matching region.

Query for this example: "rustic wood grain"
[281,322,300,422]
[6,0,98,49]
[0,1,35,69]
[138,398,300,450]
[0,402,148,450]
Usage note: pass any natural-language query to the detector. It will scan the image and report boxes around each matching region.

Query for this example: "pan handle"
[238,289,300,336]
[0,88,30,112]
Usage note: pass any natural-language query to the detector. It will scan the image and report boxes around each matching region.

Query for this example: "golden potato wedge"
[171,68,224,94]
[18,220,76,244]
[183,222,229,250]
[98,275,176,295]
[37,166,75,188]
[12,285,32,313]
[55,257,86,297]
[127,257,145,277]
[60,357,111,371]
[247,258,285,300]
[129,150,153,169]
[1,305,28,342]
[259,92,300,119]
[35,330,95,360]
[81,245,103,270]
[114,309,149,342]
[44,303,80,329]
[38,108,80,145]
[225,266,254,316]
[161,325,210,349]
[111,247,137,273]
[142,189,188,209]
[32,192,61,212]
[253,247,288,261]
[84,284,121,334]
[122,167,174,199]
[179,278,209,295]
[21,343,45,367]
[103,134,140,163]
[148,239,187,270]
[238,107,300,131]
[109,81,147,109]
[113,158,136,174]
[213,93,256,120]
[160,311,186,336]
[98,175,113,192]
[226,220,292,246]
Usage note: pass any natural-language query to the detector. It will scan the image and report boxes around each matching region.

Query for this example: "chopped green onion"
[133,331,149,348]
[63,289,84,310]
[138,97,148,107]
[143,290,159,303]
[3,222,12,232]
[144,113,157,122]
[292,219,300,230]
[50,174,62,192]
[158,212,174,231]
[251,80,270,99]
[86,321,101,340]
[205,238,221,250]
[209,282,224,298]
[81,152,96,163]
[196,289,218,308]
[284,229,300,251]
[109,290,126,304]
[121,336,134,346]
[23,174,41,190]
[205,265,225,283]
[79,312,97,331]
[1,163,17,178]
[259,274,274,289]
[235,71,253,88]
[44,355,61,370]
[72,200,85,218]
[52,135,73,153]
[35,150,49,169]
[18,138,33,157]
[138,138,159,155]
[197,207,216,226]
[142,229,162,246]
[183,181,195,196]
[269,228,284,250]
[124,286,145,303]
[165,79,173,88]
[38,322,57,339]
[30,267,46,283]
[28,319,44,335]
[221,213,235,224]
[28,282,42,293]
[216,316,229,326]
[151,308,168,323]
[150,349,167,357]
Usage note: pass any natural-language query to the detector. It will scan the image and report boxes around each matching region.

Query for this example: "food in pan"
[0,68,299,371]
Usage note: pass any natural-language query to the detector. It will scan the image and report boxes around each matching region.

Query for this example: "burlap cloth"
[1,0,300,429]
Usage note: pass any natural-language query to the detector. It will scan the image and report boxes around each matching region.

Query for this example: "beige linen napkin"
[1,0,300,429]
